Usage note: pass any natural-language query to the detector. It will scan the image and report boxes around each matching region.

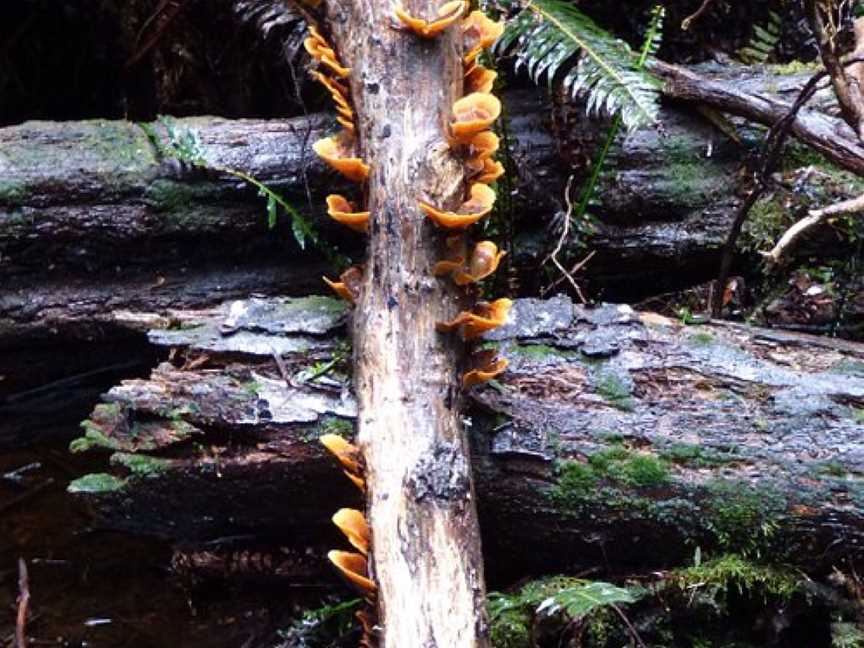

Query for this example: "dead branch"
[763,192,864,263]
[14,558,29,648]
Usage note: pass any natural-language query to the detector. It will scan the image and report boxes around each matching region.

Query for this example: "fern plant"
[737,11,782,64]
[493,0,662,131]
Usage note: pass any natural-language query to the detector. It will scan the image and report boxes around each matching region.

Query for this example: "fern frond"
[737,11,781,64]
[494,0,661,131]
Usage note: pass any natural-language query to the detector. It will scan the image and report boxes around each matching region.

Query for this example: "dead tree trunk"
[318,5,490,646]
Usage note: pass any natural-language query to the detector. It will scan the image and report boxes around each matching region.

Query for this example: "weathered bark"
[652,60,864,176]
[320,5,489,645]
[68,296,864,580]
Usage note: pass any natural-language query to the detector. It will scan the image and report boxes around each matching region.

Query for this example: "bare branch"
[763,192,864,264]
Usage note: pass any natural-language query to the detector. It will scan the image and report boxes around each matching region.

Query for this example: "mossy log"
[68,296,864,581]
[0,66,851,310]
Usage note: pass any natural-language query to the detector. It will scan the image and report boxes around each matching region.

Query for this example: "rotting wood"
[68,296,864,582]
[315,3,492,644]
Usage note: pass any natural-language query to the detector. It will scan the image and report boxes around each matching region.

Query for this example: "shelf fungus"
[327,550,377,593]
[419,183,495,229]
[450,93,501,143]
[313,133,370,182]
[436,297,513,339]
[326,195,369,233]
[304,35,351,78]
[476,158,505,184]
[463,351,509,388]
[394,0,466,38]
[332,508,371,555]
[465,65,497,94]
[463,11,505,65]
[320,433,364,475]
[322,266,363,304]
[434,240,505,285]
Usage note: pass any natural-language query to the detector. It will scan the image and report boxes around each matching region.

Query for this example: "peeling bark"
[319,4,490,645]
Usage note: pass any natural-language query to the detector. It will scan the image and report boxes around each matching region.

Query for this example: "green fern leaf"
[495,0,661,131]
[537,581,641,618]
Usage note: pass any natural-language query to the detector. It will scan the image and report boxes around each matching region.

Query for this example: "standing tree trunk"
[321,3,490,647]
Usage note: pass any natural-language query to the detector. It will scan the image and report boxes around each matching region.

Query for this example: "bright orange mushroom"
[332,508,371,555]
[463,11,504,64]
[313,72,350,102]
[436,297,513,339]
[336,116,356,133]
[394,0,466,38]
[465,65,497,94]
[327,550,377,593]
[432,234,467,276]
[463,355,509,387]
[320,433,363,474]
[476,158,505,184]
[326,195,369,233]
[313,133,370,182]
[419,183,495,229]
[465,131,499,172]
[452,241,506,285]
[344,470,366,493]
[450,93,501,142]
[322,266,364,303]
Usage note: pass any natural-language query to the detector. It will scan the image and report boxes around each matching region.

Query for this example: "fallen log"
[3,67,859,343]
[67,296,864,580]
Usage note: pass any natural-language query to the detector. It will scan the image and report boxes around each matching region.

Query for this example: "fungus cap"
[436,297,513,339]
[452,241,506,285]
[476,158,505,184]
[465,65,497,94]
[463,10,505,51]
[313,134,370,183]
[323,276,355,303]
[320,433,362,474]
[463,357,509,387]
[394,0,466,38]
[332,508,371,555]
[327,550,376,593]
[419,183,495,229]
[451,93,501,142]
[326,195,369,233]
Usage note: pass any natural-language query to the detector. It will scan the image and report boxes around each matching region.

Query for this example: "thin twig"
[681,0,716,31]
[711,54,864,316]
[15,558,30,648]
[609,602,647,648]
[542,176,589,302]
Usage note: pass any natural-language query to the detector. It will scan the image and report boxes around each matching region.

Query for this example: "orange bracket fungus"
[394,0,466,38]
[332,508,371,555]
[320,433,363,474]
[432,234,468,276]
[327,550,377,593]
[419,182,495,229]
[436,297,513,339]
[313,133,370,183]
[326,195,370,233]
[450,92,502,143]
[465,65,497,94]
[463,10,505,65]
[322,266,364,304]
[476,158,505,184]
[463,353,509,388]
[455,241,506,285]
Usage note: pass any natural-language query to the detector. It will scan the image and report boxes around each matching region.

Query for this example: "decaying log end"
[68,295,864,580]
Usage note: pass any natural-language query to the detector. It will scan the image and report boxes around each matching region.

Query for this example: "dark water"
[0,438,290,647]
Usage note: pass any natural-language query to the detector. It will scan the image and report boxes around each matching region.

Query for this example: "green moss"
[593,372,635,411]
[689,332,715,346]
[143,178,215,213]
[830,359,864,376]
[832,621,864,648]
[552,446,669,510]
[816,461,848,478]
[511,343,572,359]
[739,194,789,253]
[0,180,26,204]
[670,554,800,602]
[69,420,120,453]
[317,416,354,439]
[67,473,127,494]
[851,408,864,424]
[660,443,736,467]
[704,479,785,556]
[110,452,171,476]
[770,60,821,75]
[660,136,723,207]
